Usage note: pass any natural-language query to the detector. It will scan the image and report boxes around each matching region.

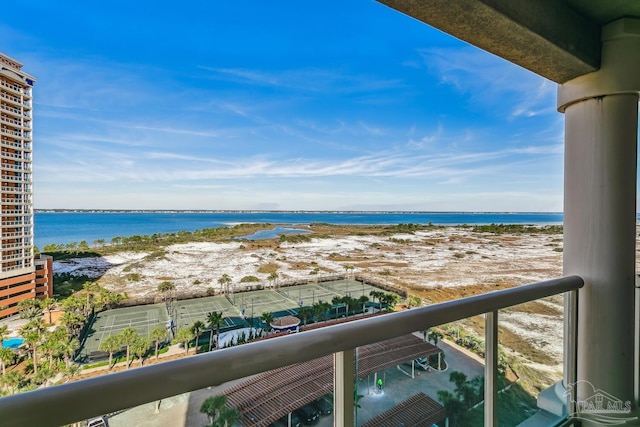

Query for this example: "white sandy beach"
[54,227,568,370]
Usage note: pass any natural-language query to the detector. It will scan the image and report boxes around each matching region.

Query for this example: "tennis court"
[318,279,380,299]
[231,289,299,318]
[172,296,240,331]
[79,280,399,358]
[84,304,169,355]
[277,283,341,307]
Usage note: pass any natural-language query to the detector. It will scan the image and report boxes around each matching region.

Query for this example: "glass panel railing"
[426,318,486,427]
[497,297,567,427]
[0,276,582,427]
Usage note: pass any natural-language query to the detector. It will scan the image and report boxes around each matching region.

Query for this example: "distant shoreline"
[34,211,565,249]
[35,209,563,214]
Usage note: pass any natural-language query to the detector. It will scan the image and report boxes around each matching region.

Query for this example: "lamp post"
[251,298,254,328]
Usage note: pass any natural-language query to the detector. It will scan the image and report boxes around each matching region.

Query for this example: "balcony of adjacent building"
[1,196,30,205]
[0,114,29,130]
[0,184,32,195]
[0,138,30,151]
[0,162,32,173]
[1,173,29,185]
[0,102,26,118]
[0,207,30,216]
[1,258,33,272]
[0,91,23,107]
[0,79,28,98]
[1,241,30,251]
[0,126,24,140]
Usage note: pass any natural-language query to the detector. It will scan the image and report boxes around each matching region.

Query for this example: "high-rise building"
[0,52,52,319]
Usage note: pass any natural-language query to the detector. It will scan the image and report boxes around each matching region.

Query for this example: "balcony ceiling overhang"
[376,0,640,84]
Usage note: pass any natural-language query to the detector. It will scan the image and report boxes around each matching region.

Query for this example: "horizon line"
[34,209,564,214]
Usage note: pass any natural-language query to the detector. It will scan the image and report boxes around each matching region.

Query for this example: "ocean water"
[33,211,563,249]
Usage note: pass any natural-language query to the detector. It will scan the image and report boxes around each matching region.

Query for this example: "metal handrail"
[0,275,583,427]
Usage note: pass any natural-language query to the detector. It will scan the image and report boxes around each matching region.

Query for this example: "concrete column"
[559,18,640,423]
[334,349,355,427]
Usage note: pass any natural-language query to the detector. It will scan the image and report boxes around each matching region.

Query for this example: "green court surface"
[230,289,299,318]
[79,280,398,358]
[317,279,380,300]
[84,304,169,356]
[172,296,241,331]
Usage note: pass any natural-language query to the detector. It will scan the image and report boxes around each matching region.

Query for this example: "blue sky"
[2,0,563,211]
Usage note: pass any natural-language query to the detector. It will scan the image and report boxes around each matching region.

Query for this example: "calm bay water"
[33,211,563,249]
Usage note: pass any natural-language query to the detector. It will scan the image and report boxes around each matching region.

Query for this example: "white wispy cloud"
[198,66,403,94]
[417,47,557,118]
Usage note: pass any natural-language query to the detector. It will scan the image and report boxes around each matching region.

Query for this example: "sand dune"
[54,227,568,369]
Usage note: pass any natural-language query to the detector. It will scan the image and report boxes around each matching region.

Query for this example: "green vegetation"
[279,233,311,243]
[125,273,141,282]
[240,275,259,283]
[471,224,562,234]
[200,395,241,427]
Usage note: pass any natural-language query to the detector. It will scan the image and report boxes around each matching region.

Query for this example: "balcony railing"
[0,92,21,105]
[0,275,583,427]
[0,80,23,95]
[0,103,25,117]
[0,140,27,150]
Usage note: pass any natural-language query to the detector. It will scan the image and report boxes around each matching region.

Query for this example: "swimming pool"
[2,337,24,349]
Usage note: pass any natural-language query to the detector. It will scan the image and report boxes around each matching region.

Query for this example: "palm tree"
[206,311,224,352]
[200,395,228,425]
[312,302,324,323]
[260,312,274,335]
[321,301,332,322]
[41,337,58,367]
[331,296,342,319]
[297,306,313,326]
[218,406,241,427]
[3,369,24,394]
[343,264,354,280]
[267,272,279,289]
[218,274,232,296]
[191,321,205,351]
[20,317,45,375]
[117,327,139,369]
[0,347,15,375]
[99,335,122,369]
[149,326,167,359]
[131,336,151,367]
[369,290,384,312]
[59,338,80,367]
[309,268,319,285]
[428,329,443,347]
[63,364,81,383]
[341,295,357,317]
[0,325,8,344]
[41,298,57,325]
[59,311,84,338]
[358,295,369,316]
[381,293,400,312]
[61,295,84,314]
[18,298,43,321]
[173,327,195,355]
